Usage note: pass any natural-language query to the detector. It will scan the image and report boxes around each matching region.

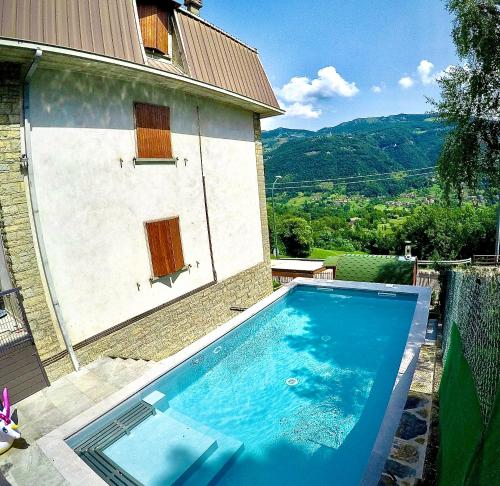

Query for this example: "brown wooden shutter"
[146,218,185,277]
[135,103,172,159]
[137,2,169,54]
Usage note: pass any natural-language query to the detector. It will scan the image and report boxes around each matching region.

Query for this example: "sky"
[202,0,458,130]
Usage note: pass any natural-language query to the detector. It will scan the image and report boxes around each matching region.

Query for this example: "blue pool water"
[101,286,418,485]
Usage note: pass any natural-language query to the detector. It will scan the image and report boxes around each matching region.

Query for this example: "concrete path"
[0,357,156,486]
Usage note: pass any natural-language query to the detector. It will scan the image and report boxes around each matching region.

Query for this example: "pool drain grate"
[74,401,155,485]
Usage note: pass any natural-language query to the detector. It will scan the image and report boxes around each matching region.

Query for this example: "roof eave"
[0,38,284,117]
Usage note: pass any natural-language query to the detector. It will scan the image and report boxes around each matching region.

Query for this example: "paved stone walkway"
[379,337,437,486]
[0,357,156,486]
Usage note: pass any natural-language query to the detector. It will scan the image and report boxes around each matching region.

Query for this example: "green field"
[308,248,367,259]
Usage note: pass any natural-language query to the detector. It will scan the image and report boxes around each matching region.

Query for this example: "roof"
[271,259,324,272]
[0,0,144,63]
[0,0,281,112]
[335,255,415,285]
[176,10,279,109]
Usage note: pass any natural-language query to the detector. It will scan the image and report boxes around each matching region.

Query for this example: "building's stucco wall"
[29,69,265,344]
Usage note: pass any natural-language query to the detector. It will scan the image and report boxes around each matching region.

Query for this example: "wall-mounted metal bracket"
[20,154,28,174]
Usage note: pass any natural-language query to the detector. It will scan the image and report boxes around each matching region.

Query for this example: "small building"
[0,0,282,390]
[271,259,330,280]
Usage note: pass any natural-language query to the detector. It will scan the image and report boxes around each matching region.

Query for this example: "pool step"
[73,392,243,485]
[138,392,243,484]
[168,409,244,485]
[103,409,219,485]
[75,400,156,453]
[74,401,156,485]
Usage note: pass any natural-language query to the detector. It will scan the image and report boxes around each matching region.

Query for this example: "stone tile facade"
[0,62,274,384]
[253,113,271,261]
[45,262,272,381]
[0,62,63,361]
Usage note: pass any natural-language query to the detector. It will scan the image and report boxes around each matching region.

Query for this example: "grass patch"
[309,248,367,259]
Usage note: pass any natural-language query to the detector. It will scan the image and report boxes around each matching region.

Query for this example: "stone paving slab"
[379,343,436,486]
[0,357,155,486]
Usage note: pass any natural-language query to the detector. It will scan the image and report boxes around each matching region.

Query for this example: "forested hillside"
[263,114,451,196]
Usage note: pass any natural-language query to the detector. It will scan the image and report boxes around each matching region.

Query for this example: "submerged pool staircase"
[74,391,243,485]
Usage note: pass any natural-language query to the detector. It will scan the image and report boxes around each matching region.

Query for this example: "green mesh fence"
[439,267,500,485]
[334,254,414,285]
[442,268,500,424]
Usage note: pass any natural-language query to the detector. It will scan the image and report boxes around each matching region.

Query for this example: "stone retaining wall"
[253,113,271,261]
[45,261,272,381]
[0,62,63,360]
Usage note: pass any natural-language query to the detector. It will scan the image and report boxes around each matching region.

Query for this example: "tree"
[431,0,499,197]
[397,204,496,259]
[278,217,314,257]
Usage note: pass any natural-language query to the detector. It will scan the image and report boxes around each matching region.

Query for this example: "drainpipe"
[22,49,80,372]
[196,106,217,282]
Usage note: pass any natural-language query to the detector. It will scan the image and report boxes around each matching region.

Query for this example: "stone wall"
[253,113,271,261]
[0,62,62,360]
[45,261,272,381]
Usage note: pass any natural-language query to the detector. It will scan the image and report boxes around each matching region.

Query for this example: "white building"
[0,0,282,389]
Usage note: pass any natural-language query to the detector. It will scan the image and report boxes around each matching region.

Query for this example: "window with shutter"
[137,1,169,55]
[145,217,185,278]
[134,103,173,160]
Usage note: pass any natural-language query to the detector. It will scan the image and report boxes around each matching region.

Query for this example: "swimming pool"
[50,280,430,485]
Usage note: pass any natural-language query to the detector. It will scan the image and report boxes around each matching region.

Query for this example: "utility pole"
[271,175,282,258]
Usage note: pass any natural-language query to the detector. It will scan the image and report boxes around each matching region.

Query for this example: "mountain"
[263,114,451,196]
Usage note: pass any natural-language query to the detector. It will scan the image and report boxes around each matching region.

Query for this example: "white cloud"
[371,85,383,93]
[261,101,322,130]
[261,117,278,130]
[435,65,456,82]
[268,66,358,125]
[283,102,322,118]
[398,76,415,89]
[417,60,435,85]
[278,66,359,104]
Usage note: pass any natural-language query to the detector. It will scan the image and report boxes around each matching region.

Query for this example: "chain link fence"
[442,267,500,426]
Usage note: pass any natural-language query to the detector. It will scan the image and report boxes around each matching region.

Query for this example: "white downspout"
[22,49,80,372]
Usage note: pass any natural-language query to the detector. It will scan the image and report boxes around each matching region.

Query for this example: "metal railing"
[0,288,31,353]
[417,258,472,266]
[473,255,500,266]
[416,269,440,293]
[272,269,335,285]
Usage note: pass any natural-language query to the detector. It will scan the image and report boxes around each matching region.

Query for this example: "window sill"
[135,157,177,165]
[146,51,172,62]
[150,265,190,283]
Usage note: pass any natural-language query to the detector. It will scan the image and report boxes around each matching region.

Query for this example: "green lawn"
[308,248,367,259]
[271,248,367,260]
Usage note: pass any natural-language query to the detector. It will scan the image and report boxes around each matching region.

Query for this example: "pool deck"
[379,320,438,485]
[1,279,432,486]
[0,357,157,485]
